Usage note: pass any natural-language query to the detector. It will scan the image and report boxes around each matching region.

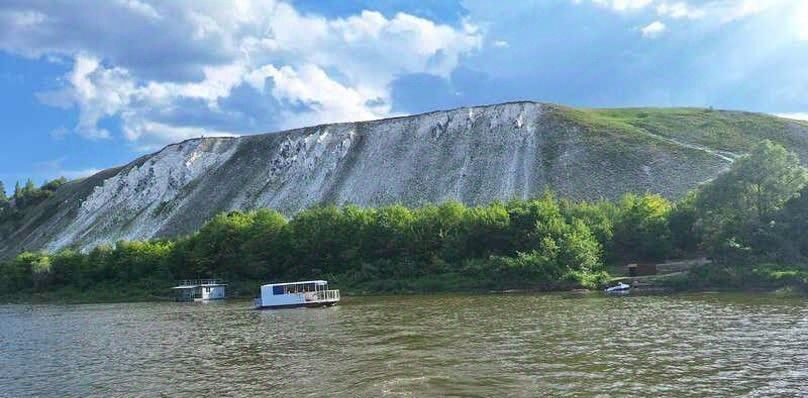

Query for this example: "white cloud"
[587,0,654,12]
[658,0,801,24]
[776,113,808,122]
[795,1,808,40]
[115,0,161,20]
[492,40,510,48]
[61,168,102,180]
[656,2,705,19]
[4,10,46,27]
[32,157,102,181]
[250,63,386,129]
[0,1,481,149]
[580,0,802,33]
[122,121,236,149]
[580,0,792,20]
[50,126,69,140]
[641,20,667,37]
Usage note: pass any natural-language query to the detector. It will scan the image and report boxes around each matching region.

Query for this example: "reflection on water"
[1,293,807,397]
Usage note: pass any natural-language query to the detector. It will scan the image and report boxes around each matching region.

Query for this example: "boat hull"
[254,301,339,310]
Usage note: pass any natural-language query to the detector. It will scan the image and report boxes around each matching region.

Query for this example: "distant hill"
[2,101,807,258]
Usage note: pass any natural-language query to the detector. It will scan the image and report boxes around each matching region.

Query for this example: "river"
[1,292,807,397]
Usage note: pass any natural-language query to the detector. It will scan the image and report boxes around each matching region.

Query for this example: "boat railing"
[305,289,340,302]
[175,279,223,287]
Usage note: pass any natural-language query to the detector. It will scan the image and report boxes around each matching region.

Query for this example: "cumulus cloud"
[0,0,481,149]
[641,20,667,37]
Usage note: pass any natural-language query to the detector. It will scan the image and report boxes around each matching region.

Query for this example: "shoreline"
[2,283,803,305]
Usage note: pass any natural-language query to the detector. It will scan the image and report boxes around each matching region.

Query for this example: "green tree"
[560,199,617,252]
[242,209,289,279]
[558,218,602,274]
[185,211,256,277]
[698,141,807,220]
[0,181,8,216]
[611,193,673,261]
[23,179,35,194]
[41,177,68,192]
[461,203,511,259]
[8,178,58,210]
[693,140,808,259]
[667,192,699,256]
[746,185,808,262]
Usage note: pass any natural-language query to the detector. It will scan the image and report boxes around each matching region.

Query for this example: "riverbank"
[3,265,806,304]
[658,263,808,293]
[0,273,586,304]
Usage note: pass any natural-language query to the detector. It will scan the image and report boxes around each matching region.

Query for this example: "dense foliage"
[0,177,67,224]
[3,140,808,300]
[0,193,631,297]
[0,182,8,216]
[672,141,808,262]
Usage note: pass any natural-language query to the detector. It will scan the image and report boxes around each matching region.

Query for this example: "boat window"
[285,284,307,294]
[273,285,284,295]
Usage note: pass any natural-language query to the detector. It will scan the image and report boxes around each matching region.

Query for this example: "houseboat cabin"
[172,279,226,301]
[255,280,340,309]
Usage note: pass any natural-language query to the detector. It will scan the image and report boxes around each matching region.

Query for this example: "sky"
[0,0,806,194]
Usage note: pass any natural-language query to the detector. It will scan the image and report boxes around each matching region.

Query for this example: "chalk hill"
[2,101,807,257]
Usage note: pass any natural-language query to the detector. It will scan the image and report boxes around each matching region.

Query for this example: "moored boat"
[254,280,340,309]
[605,282,631,293]
[172,279,226,301]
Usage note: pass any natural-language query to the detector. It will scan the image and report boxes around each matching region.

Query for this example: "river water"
[1,293,807,397]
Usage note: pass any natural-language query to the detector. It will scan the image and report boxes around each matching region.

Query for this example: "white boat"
[605,282,631,293]
[254,280,340,310]
[172,279,226,301]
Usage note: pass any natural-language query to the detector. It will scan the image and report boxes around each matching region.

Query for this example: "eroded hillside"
[2,101,806,258]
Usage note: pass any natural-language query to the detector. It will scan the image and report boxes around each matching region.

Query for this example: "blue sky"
[0,0,806,194]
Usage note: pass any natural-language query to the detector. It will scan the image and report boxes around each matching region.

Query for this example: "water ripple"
[1,293,807,397]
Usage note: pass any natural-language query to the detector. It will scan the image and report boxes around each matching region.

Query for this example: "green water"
[1,293,807,397]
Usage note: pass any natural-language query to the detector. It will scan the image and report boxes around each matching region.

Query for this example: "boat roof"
[261,280,328,287]
[172,282,227,289]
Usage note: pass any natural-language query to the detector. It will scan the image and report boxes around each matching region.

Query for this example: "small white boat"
[605,282,631,293]
[254,280,340,310]
[172,279,226,301]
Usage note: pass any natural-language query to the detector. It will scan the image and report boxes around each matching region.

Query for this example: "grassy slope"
[555,106,808,157]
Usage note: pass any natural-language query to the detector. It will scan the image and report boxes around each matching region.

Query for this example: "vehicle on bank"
[254,280,340,309]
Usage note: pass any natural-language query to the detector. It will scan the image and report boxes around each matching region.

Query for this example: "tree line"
[1,140,807,298]
[0,177,68,223]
